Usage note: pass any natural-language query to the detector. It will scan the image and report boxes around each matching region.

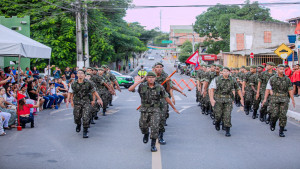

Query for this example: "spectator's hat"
[223,67,231,71]
[250,65,257,69]
[146,71,157,77]
[258,65,264,68]
[266,62,275,66]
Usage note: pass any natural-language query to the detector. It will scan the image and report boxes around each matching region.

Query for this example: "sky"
[124,0,300,32]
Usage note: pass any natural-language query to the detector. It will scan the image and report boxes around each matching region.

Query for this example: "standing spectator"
[25,67,32,78]
[32,67,39,79]
[285,65,292,80]
[73,67,79,80]
[44,65,55,77]
[53,66,61,79]
[293,64,300,97]
[64,67,72,82]
[128,62,131,70]
[11,66,17,76]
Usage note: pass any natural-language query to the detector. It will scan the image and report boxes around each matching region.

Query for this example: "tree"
[178,40,193,63]
[153,33,169,47]
[194,0,276,54]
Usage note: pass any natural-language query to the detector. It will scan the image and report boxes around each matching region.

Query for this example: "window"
[236,33,244,50]
[11,26,20,31]
[264,31,272,43]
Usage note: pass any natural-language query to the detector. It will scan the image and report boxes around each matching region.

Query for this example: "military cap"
[266,62,275,66]
[146,71,157,77]
[77,69,85,73]
[201,64,207,68]
[154,62,164,67]
[241,66,246,69]
[211,64,216,67]
[85,73,91,76]
[257,65,264,68]
[207,65,211,68]
[277,64,285,68]
[223,67,231,71]
[216,64,223,68]
[236,68,240,70]
[245,66,250,71]
[86,67,93,70]
[250,65,257,69]
[97,68,104,71]
[232,68,236,70]
[92,67,98,71]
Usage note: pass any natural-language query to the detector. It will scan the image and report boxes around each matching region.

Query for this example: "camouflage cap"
[216,64,223,68]
[154,62,164,67]
[241,66,246,69]
[207,65,211,68]
[146,71,157,77]
[201,64,207,68]
[86,67,93,70]
[245,66,250,71]
[211,63,216,67]
[97,68,104,71]
[257,65,264,68]
[85,73,91,76]
[223,67,231,71]
[101,65,108,68]
[232,68,236,70]
[266,62,275,66]
[77,69,85,73]
[236,68,240,70]
[250,65,257,69]
[92,67,98,71]
[277,64,285,68]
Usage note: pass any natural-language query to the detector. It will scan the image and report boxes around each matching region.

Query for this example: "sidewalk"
[287,96,300,122]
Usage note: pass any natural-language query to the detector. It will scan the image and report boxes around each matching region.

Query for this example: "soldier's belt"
[273,93,288,97]
[142,103,160,108]
[215,94,231,98]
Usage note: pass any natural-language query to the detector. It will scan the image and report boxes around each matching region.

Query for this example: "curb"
[287,110,300,122]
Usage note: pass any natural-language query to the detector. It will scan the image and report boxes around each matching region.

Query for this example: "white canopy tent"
[0,24,51,58]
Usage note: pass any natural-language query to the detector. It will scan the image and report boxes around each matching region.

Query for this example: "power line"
[41,0,76,12]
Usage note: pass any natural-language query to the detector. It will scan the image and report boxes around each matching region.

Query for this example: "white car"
[148,56,154,60]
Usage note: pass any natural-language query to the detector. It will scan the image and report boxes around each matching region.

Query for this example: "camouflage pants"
[213,98,233,128]
[159,99,168,133]
[269,96,289,127]
[244,87,254,102]
[99,89,109,109]
[108,93,113,103]
[253,93,261,111]
[90,90,101,117]
[73,102,91,128]
[139,110,160,139]
[260,91,270,116]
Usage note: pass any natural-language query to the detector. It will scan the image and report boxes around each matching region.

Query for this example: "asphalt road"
[1,50,300,169]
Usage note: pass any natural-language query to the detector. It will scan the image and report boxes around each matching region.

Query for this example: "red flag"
[17,92,26,101]
[185,51,199,65]
[295,22,300,34]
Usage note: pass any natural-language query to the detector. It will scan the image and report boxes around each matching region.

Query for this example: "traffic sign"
[162,40,173,44]
[250,52,254,59]
[274,43,293,60]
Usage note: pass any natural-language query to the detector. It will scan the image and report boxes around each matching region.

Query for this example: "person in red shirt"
[262,63,266,71]
[18,96,40,128]
[293,64,300,97]
[285,65,292,80]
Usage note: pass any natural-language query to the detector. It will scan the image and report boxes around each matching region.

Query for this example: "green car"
[111,70,134,88]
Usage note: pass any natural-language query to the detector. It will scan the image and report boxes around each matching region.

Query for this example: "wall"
[0,16,31,70]
[223,54,247,68]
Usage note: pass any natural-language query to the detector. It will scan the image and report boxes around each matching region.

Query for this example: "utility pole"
[192,24,195,53]
[160,10,162,31]
[75,0,84,68]
[83,0,90,67]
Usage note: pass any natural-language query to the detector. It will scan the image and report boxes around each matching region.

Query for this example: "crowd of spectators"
[0,65,82,136]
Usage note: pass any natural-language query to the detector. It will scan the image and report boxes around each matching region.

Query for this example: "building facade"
[0,16,31,70]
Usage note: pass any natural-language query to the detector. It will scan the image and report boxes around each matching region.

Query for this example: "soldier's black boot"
[265,115,270,124]
[83,128,89,138]
[151,139,157,152]
[201,106,206,114]
[103,108,106,116]
[76,124,81,132]
[252,109,258,119]
[236,99,241,107]
[210,112,215,119]
[205,106,209,115]
[215,121,220,131]
[244,102,249,115]
[158,132,166,145]
[270,121,276,131]
[94,115,99,120]
[221,122,226,130]
[109,101,113,106]
[279,127,285,137]
[91,118,95,124]
[225,127,231,137]
[143,133,149,144]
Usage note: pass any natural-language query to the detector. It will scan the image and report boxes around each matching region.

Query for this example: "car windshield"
[110,71,122,76]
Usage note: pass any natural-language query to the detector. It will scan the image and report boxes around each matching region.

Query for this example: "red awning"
[201,54,217,61]
[295,22,300,34]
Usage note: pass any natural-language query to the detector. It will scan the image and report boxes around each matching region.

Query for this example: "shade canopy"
[0,24,51,59]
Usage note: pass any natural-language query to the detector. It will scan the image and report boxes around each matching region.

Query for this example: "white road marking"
[112,96,119,102]
[179,106,192,113]
[50,108,72,115]
[152,140,162,169]
[174,95,182,101]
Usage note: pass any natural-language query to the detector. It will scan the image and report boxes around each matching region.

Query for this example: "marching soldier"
[196,64,205,107]
[257,62,276,123]
[98,68,114,116]
[252,65,264,119]
[128,71,179,152]
[209,67,244,137]
[66,69,103,138]
[262,64,295,137]
[242,65,257,116]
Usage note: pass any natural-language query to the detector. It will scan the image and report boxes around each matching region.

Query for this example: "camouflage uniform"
[71,79,96,128]
[98,74,110,110]
[90,74,104,117]
[249,72,260,112]
[212,75,240,128]
[258,70,276,120]
[138,82,167,139]
[235,71,245,105]
[203,71,217,115]
[156,71,169,133]
[106,71,117,104]
[243,72,255,113]
[196,69,204,103]
[269,74,293,127]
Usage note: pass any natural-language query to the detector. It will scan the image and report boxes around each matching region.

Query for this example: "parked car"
[148,56,155,60]
[110,70,134,88]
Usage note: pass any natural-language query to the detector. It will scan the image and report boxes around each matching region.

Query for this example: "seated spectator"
[57,78,68,101]
[20,84,36,115]
[0,96,16,128]
[27,80,45,111]
[4,85,17,107]
[0,115,6,136]
[40,82,55,109]
[18,95,40,128]
[0,71,12,87]
[32,67,39,79]
[49,82,64,107]
[4,67,15,83]
[25,67,32,78]
[0,111,11,130]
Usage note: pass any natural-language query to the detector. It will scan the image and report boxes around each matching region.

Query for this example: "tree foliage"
[0,0,155,70]
[193,0,277,54]
[178,40,193,63]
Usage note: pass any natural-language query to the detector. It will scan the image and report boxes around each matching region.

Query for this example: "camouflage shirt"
[90,74,105,90]
[258,70,276,92]
[249,73,259,89]
[269,74,293,102]
[71,79,96,104]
